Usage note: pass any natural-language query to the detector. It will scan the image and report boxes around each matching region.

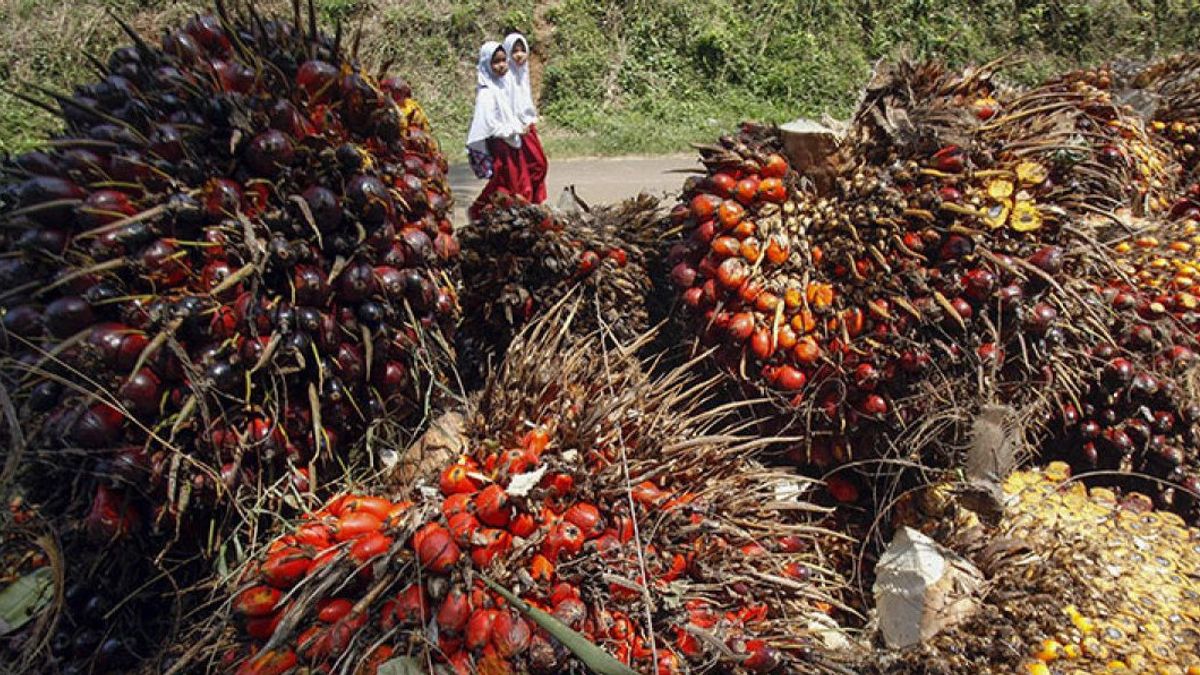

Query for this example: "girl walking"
[466,41,530,220]
[503,32,548,204]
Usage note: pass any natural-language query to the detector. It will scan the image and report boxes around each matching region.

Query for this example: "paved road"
[448,154,698,224]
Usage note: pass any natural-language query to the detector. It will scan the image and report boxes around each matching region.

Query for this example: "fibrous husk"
[191,305,859,674]
[875,463,1200,673]
[456,194,663,384]
[0,1,459,668]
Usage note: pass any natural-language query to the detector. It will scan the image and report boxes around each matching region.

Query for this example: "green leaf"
[481,577,638,675]
[377,656,425,675]
[0,567,54,635]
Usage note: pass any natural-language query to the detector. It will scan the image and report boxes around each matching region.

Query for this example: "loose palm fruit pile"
[0,3,460,670]
[664,58,1200,517]
[456,194,661,384]
[878,463,1200,674]
[209,310,853,674]
[0,4,459,538]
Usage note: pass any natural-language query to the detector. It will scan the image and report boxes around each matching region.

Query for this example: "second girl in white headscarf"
[466,40,531,220]
[502,32,548,204]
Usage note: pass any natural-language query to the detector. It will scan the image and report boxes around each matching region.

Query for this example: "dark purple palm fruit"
[0,3,460,670]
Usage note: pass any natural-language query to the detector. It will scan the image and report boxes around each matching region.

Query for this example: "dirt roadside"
[448,154,698,224]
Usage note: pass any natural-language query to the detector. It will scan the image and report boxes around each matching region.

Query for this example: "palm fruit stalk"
[456,194,662,384]
[875,462,1200,674]
[0,2,459,668]
[201,309,854,674]
[663,57,1200,519]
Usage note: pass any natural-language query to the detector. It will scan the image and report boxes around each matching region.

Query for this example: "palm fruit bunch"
[1118,53,1200,175]
[0,1,460,536]
[876,462,1200,674]
[456,194,661,383]
[664,57,1200,517]
[206,310,853,674]
[0,3,459,669]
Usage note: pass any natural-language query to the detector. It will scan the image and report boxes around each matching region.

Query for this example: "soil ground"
[448,154,697,224]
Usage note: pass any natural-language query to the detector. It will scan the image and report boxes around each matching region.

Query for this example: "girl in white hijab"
[466,41,531,220]
[502,32,548,204]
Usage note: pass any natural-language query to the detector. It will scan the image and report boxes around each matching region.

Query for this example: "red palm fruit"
[439,464,480,495]
[549,582,580,606]
[385,501,412,526]
[758,177,787,203]
[728,312,755,341]
[734,177,760,205]
[442,492,474,518]
[521,427,551,456]
[349,531,392,564]
[552,597,587,630]
[340,495,394,520]
[244,612,282,640]
[233,585,281,618]
[509,512,537,538]
[564,503,603,538]
[690,193,722,219]
[931,145,966,172]
[739,236,763,263]
[712,235,740,258]
[317,598,354,623]
[466,609,498,650]
[437,587,472,634]
[297,625,332,662]
[84,484,139,540]
[631,481,667,508]
[742,639,781,672]
[333,511,382,542]
[501,448,537,474]
[547,472,574,497]
[260,548,312,588]
[391,583,429,626]
[716,258,749,290]
[413,523,460,573]
[470,529,513,567]
[72,402,126,449]
[1026,302,1057,334]
[362,645,396,673]
[826,474,860,503]
[577,250,601,275]
[474,485,512,527]
[1026,244,1064,275]
[309,547,341,576]
[709,172,737,197]
[962,267,996,302]
[235,648,297,675]
[764,235,790,265]
[761,153,789,178]
[717,200,746,228]
[529,554,555,582]
[543,522,586,561]
[492,611,532,658]
[448,511,480,546]
[774,365,807,392]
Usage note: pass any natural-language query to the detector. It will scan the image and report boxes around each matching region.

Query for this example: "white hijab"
[502,33,538,126]
[466,41,522,154]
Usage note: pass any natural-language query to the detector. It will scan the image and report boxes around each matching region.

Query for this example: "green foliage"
[1,0,1199,158]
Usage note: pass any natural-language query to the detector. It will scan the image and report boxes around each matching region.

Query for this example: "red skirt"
[521,124,549,204]
[470,137,532,220]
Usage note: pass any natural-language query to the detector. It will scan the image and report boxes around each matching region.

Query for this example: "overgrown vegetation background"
[1,0,1199,158]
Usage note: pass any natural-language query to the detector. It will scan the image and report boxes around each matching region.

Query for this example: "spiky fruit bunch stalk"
[0,3,459,539]
[879,462,1200,674]
[209,311,852,674]
[665,57,1200,517]
[456,194,661,383]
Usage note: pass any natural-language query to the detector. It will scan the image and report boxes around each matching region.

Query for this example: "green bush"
[1,0,1198,157]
